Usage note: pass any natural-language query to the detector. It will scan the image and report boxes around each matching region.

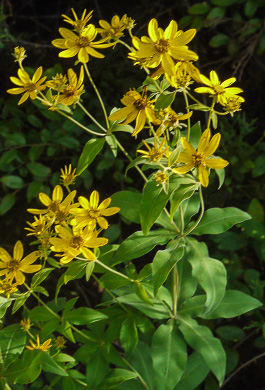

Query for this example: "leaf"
[152,320,187,390]
[111,190,142,224]
[191,207,251,235]
[31,268,54,288]
[27,162,51,177]
[120,317,138,353]
[207,7,226,20]
[110,229,174,266]
[106,134,117,157]
[5,350,43,384]
[170,185,198,221]
[179,295,206,318]
[188,3,211,14]
[86,349,109,388]
[248,198,264,223]
[0,296,12,319]
[128,341,155,390]
[29,306,56,322]
[0,193,16,215]
[155,92,176,110]
[0,324,26,361]
[64,307,108,325]
[209,34,230,48]
[185,238,227,315]
[177,258,198,305]
[140,180,170,235]
[101,369,138,389]
[100,272,133,289]
[76,138,105,175]
[40,352,68,376]
[153,243,185,296]
[178,316,226,385]
[202,290,262,319]
[211,0,235,5]
[1,175,24,189]
[174,352,210,390]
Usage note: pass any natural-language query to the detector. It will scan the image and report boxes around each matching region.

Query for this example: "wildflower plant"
[1,8,262,390]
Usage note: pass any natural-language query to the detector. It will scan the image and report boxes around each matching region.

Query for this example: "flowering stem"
[183,185,204,236]
[57,110,105,136]
[183,90,191,141]
[207,97,216,128]
[95,259,135,283]
[77,102,107,133]
[84,63,109,129]
[172,264,179,318]
[117,39,133,51]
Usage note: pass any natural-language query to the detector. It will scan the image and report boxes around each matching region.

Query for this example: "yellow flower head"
[57,67,84,106]
[52,24,114,64]
[70,190,120,230]
[155,171,169,185]
[12,46,27,64]
[25,214,48,237]
[62,8,93,33]
[46,73,68,91]
[21,318,31,331]
[166,61,201,89]
[195,71,243,105]
[0,241,40,285]
[50,225,108,264]
[55,336,67,349]
[7,67,47,105]
[156,108,193,136]
[108,89,159,136]
[137,137,169,162]
[97,15,127,41]
[60,164,77,187]
[222,95,245,115]
[128,18,198,76]
[0,278,18,298]
[26,335,52,351]
[173,128,229,187]
[27,185,77,225]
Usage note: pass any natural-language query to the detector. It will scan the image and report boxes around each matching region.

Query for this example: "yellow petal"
[90,191,99,208]
[97,217,108,230]
[181,137,196,155]
[198,128,211,154]
[132,110,146,136]
[210,71,219,84]
[203,133,221,157]
[221,77,236,88]
[20,251,39,266]
[101,207,120,216]
[177,152,193,164]
[148,18,159,42]
[98,198,111,210]
[78,196,89,209]
[173,162,195,174]
[198,165,209,187]
[53,185,63,202]
[206,158,229,169]
[13,241,23,261]
[164,20,178,39]
[32,67,42,83]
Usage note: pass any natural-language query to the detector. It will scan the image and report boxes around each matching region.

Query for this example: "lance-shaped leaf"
[111,190,142,223]
[170,184,198,221]
[153,242,185,296]
[178,316,226,385]
[185,238,227,315]
[120,317,138,353]
[175,352,210,390]
[202,290,262,319]
[110,230,175,266]
[140,180,170,235]
[129,341,155,390]
[63,308,107,325]
[152,320,187,390]
[76,138,105,175]
[191,207,251,235]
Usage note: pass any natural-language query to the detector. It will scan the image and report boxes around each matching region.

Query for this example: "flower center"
[48,201,60,214]
[7,259,20,272]
[155,39,170,53]
[76,36,91,47]
[88,209,101,219]
[26,82,37,92]
[70,235,84,249]
[213,84,225,94]
[133,98,146,110]
[192,152,206,167]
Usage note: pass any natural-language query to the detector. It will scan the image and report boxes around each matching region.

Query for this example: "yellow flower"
[70,190,120,230]
[166,61,201,89]
[155,171,169,185]
[97,15,127,41]
[173,128,229,187]
[26,335,52,351]
[7,67,47,105]
[60,164,77,187]
[156,108,193,136]
[222,96,245,115]
[57,67,84,106]
[137,137,169,162]
[25,214,48,236]
[194,71,243,105]
[108,89,159,136]
[21,318,31,331]
[50,225,108,264]
[52,24,113,64]
[62,8,93,33]
[128,18,198,76]
[55,336,66,349]
[0,278,18,298]
[0,241,40,285]
[12,46,27,64]
[46,73,68,91]
[27,185,77,225]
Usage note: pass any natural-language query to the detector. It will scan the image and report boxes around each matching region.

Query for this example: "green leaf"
[182,122,202,150]
[170,185,198,221]
[1,175,24,189]
[106,134,117,157]
[207,7,226,19]
[153,243,185,296]
[179,295,206,318]
[188,3,211,14]
[178,316,226,385]
[111,190,142,224]
[120,317,138,353]
[0,296,12,319]
[140,180,170,235]
[216,326,245,342]
[135,283,153,304]
[155,91,176,110]
[174,352,210,390]
[101,369,138,389]
[31,268,54,288]
[245,0,258,17]
[185,238,227,315]
[0,149,18,166]
[57,136,80,149]
[152,320,187,390]
[5,350,43,384]
[0,324,26,360]
[29,306,56,322]
[248,198,264,223]
[86,349,109,388]
[216,168,225,189]
[211,0,235,5]
[86,261,95,281]
[100,272,133,289]
[209,34,230,48]
[110,230,174,266]
[40,352,68,376]
[202,290,262,319]
[177,258,198,305]
[128,341,155,389]
[0,193,16,214]
[191,207,251,235]
[76,138,105,175]
[27,162,51,177]
[27,181,43,202]
[64,307,108,325]
[174,193,200,229]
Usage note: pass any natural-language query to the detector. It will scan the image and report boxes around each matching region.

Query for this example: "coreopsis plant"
[2,8,262,390]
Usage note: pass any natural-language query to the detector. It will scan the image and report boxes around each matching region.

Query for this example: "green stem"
[95,259,135,283]
[84,63,109,129]
[77,102,107,133]
[179,205,184,235]
[58,109,105,136]
[122,357,150,390]
[172,265,179,318]
[183,185,204,236]
[183,90,191,141]
[185,91,205,105]
[117,39,133,51]
[207,97,216,128]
